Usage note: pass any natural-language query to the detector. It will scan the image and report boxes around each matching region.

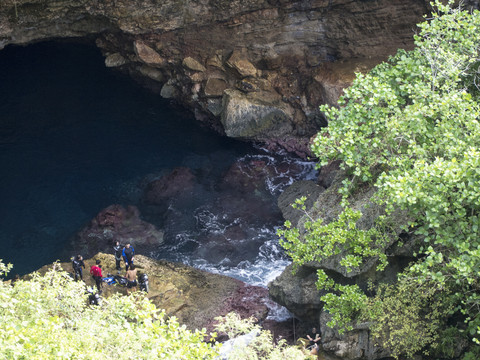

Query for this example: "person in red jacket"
[90,260,103,293]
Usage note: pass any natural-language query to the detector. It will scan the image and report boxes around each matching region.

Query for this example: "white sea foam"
[148,149,317,322]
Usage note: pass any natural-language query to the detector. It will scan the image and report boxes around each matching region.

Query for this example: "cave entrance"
[0,41,316,289]
[0,40,254,275]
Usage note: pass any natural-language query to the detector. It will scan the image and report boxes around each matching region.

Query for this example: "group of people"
[71,241,138,294]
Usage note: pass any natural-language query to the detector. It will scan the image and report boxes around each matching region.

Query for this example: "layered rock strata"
[0,0,449,155]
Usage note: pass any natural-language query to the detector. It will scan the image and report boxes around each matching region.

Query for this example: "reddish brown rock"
[221,159,270,194]
[143,167,196,204]
[72,205,164,257]
[220,156,305,195]
[220,283,271,321]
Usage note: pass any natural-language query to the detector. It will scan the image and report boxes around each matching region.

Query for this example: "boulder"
[206,52,224,69]
[134,40,165,67]
[72,205,164,258]
[207,98,223,116]
[182,56,206,72]
[189,72,206,82]
[268,264,323,320]
[226,50,258,78]
[204,77,227,97]
[160,83,178,99]
[143,167,196,204]
[138,65,164,82]
[220,89,293,141]
[104,52,126,67]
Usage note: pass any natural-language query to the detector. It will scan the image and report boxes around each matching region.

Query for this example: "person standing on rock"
[125,264,138,295]
[72,255,85,281]
[113,241,123,274]
[122,243,135,272]
[90,260,103,293]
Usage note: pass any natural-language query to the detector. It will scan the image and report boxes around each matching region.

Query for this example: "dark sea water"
[0,41,317,296]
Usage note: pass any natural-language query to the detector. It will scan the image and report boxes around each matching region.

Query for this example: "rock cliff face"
[270,170,419,359]
[0,0,445,155]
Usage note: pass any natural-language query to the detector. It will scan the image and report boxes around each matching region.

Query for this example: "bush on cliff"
[215,312,307,359]
[0,261,219,359]
[279,1,480,358]
[0,261,308,359]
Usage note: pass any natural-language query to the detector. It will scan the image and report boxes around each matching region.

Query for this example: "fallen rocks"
[183,56,206,72]
[134,40,166,67]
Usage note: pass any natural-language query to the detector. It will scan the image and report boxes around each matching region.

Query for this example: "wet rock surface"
[277,180,325,225]
[136,154,314,270]
[143,167,196,205]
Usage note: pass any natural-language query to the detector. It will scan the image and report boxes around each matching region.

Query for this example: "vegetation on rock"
[215,312,307,359]
[279,1,480,358]
[0,261,219,359]
[0,261,308,359]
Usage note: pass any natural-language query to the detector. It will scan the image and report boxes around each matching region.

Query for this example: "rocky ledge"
[0,0,463,156]
[35,252,288,338]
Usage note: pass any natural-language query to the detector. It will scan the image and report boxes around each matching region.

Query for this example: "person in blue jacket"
[122,243,135,272]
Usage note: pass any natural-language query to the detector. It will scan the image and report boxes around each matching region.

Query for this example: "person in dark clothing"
[306,327,321,355]
[113,241,123,274]
[122,243,135,272]
[72,255,86,281]
[90,260,103,293]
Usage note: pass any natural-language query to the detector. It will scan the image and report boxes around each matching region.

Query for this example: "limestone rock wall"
[0,0,443,155]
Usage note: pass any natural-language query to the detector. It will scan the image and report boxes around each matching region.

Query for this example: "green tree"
[279,1,480,357]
